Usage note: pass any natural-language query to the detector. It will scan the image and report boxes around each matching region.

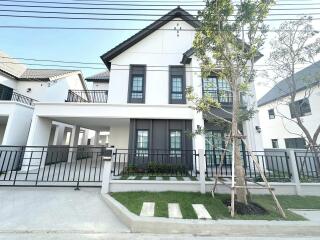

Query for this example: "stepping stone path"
[169,177,177,181]
[168,203,183,219]
[192,204,212,220]
[140,202,155,217]
[127,176,136,180]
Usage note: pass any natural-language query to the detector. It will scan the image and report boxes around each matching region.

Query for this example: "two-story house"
[258,61,320,149]
[24,8,263,169]
[0,50,88,146]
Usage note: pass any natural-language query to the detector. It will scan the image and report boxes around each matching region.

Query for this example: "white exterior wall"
[243,82,264,151]
[108,18,195,105]
[0,72,17,89]
[109,124,130,149]
[15,74,84,102]
[259,87,320,148]
[0,102,34,145]
[92,82,109,91]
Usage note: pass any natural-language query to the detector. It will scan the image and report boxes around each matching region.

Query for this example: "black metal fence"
[112,149,198,177]
[205,150,292,182]
[0,146,111,187]
[295,151,320,182]
[66,90,108,103]
[11,92,37,106]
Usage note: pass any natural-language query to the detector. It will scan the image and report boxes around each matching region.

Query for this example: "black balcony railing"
[66,90,108,103]
[10,92,37,106]
[203,90,233,104]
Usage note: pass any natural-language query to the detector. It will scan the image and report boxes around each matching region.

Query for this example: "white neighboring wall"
[259,87,320,148]
[91,82,109,91]
[15,73,85,102]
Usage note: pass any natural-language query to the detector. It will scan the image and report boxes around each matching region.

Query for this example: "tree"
[190,0,274,205]
[268,17,320,171]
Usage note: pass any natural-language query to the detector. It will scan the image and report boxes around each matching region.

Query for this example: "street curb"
[101,194,320,236]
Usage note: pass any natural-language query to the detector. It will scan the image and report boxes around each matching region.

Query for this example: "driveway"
[0,187,129,233]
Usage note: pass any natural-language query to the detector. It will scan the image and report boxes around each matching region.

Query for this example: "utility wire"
[2,8,320,17]
[0,13,319,22]
[2,3,320,12]
[3,0,320,7]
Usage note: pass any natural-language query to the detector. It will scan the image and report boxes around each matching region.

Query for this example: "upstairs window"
[202,77,232,104]
[285,138,306,149]
[128,65,146,103]
[289,98,311,118]
[271,139,279,148]
[268,109,275,119]
[169,66,186,104]
[0,84,13,100]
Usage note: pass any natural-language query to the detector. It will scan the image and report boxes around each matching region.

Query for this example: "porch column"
[82,129,89,145]
[23,115,52,170]
[52,124,65,145]
[68,125,81,162]
[94,130,100,146]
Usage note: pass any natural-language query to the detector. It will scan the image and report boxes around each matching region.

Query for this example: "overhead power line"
[2,2,320,11]
[0,13,319,22]
[2,0,320,7]
[2,8,320,18]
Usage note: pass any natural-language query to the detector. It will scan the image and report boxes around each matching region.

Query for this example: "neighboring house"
[258,61,320,149]
[0,50,88,145]
[25,7,263,161]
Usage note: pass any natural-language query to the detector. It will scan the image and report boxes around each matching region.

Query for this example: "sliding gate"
[0,146,110,187]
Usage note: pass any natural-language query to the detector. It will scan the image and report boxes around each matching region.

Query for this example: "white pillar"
[82,130,89,145]
[52,124,65,146]
[68,125,81,162]
[193,111,205,171]
[287,149,301,195]
[23,115,52,170]
[199,149,206,194]
[101,158,112,194]
[94,130,100,146]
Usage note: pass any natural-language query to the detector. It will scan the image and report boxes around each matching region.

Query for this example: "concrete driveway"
[0,187,129,233]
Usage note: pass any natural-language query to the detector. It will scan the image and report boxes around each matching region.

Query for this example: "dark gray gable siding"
[258,61,320,107]
[100,7,200,69]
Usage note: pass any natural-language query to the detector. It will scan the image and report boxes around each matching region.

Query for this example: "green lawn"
[111,192,320,221]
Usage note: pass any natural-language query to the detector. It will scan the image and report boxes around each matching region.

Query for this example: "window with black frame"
[169,66,185,104]
[170,130,182,157]
[289,98,312,118]
[136,130,149,156]
[268,109,275,119]
[205,131,232,166]
[128,65,146,103]
[202,77,232,104]
[0,84,13,101]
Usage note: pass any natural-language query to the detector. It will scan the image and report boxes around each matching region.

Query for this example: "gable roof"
[19,69,80,81]
[0,50,26,78]
[258,61,320,107]
[100,7,200,69]
[85,70,110,82]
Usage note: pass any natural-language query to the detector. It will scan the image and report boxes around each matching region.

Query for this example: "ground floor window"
[205,131,232,165]
[170,130,182,156]
[285,138,306,149]
[136,130,149,156]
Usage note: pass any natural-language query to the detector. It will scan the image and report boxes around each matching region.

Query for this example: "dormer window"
[128,65,146,103]
[169,66,186,104]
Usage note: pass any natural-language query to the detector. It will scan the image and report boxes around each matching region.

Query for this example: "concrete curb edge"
[101,194,320,236]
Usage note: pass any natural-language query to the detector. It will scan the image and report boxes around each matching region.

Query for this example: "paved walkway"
[0,187,128,233]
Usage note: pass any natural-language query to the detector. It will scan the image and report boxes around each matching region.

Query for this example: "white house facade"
[0,50,88,146]
[258,61,320,149]
[24,7,264,159]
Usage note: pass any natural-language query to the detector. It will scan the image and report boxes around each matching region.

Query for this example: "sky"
[0,0,320,99]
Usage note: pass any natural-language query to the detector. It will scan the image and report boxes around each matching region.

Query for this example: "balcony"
[0,92,37,106]
[66,90,108,103]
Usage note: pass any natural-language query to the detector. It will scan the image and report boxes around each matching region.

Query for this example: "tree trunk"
[232,83,248,204]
